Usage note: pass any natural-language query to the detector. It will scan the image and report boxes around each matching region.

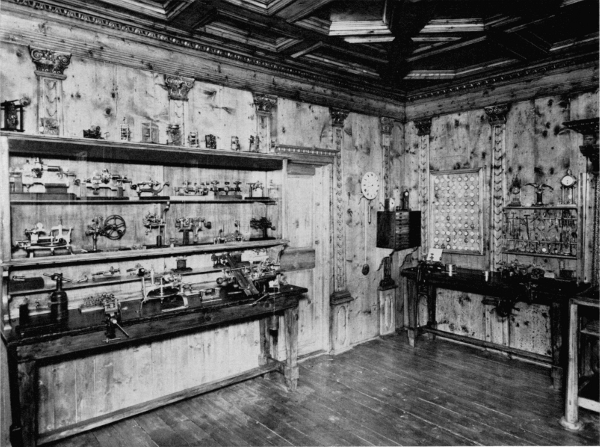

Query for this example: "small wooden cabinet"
[376,211,421,250]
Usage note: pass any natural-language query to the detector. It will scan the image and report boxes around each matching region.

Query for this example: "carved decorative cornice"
[330,108,349,128]
[10,0,403,103]
[484,104,510,125]
[273,145,336,163]
[414,118,432,136]
[253,94,277,114]
[407,55,598,103]
[380,117,394,135]
[163,75,195,101]
[29,46,71,79]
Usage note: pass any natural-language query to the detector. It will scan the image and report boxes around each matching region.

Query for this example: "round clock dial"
[361,172,380,200]
[561,174,576,187]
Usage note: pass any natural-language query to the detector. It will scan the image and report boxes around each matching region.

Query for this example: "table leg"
[407,279,418,347]
[550,300,566,391]
[284,306,299,391]
[425,285,437,340]
[9,355,37,447]
[560,300,583,431]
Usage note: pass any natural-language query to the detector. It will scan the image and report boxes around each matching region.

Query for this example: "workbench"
[4,285,307,447]
[401,267,589,389]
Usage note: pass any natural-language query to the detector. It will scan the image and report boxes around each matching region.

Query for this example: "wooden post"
[284,306,299,391]
[560,299,583,431]
[484,104,510,271]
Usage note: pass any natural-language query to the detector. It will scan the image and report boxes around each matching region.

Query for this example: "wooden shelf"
[502,250,577,259]
[3,133,285,171]
[8,239,288,269]
[9,266,223,297]
[503,205,577,210]
[11,197,277,205]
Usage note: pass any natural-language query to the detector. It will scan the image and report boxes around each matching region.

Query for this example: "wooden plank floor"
[49,333,599,446]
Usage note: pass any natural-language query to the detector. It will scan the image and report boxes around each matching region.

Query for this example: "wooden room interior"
[0,0,599,445]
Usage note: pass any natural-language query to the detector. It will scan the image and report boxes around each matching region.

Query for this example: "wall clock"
[361,172,380,200]
[560,169,577,205]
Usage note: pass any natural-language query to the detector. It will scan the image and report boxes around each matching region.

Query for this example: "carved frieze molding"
[163,75,195,101]
[29,46,71,80]
[9,0,403,104]
[407,55,598,103]
[273,145,336,164]
[485,104,510,269]
[415,118,432,257]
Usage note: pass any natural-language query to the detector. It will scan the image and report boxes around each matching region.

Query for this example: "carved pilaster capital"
[380,117,395,135]
[484,104,510,125]
[564,118,600,171]
[29,46,71,79]
[414,118,432,136]
[330,108,349,128]
[164,75,195,101]
[253,93,277,114]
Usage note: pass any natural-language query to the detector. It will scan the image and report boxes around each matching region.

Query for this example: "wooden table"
[560,289,599,431]
[5,285,307,447]
[401,267,588,389]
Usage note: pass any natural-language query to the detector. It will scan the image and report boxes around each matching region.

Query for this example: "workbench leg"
[560,301,583,431]
[9,358,37,447]
[425,286,437,340]
[550,300,566,391]
[284,306,299,391]
[406,279,418,347]
[258,318,270,367]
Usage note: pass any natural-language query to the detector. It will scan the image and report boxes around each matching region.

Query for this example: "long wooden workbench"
[401,266,590,390]
[4,285,307,447]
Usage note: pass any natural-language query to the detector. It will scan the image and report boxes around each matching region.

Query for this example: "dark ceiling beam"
[383,0,438,85]
[487,29,550,61]
[275,0,334,23]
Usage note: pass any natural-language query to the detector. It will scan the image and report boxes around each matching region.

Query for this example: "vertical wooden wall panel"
[343,113,384,345]
[509,303,551,357]
[36,321,261,433]
[276,99,333,149]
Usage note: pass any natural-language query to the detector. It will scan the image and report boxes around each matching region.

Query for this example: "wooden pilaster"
[415,118,431,258]
[253,94,277,153]
[29,46,71,136]
[484,104,510,270]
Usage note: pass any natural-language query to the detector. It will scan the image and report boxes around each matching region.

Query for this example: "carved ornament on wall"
[253,94,277,114]
[29,46,71,78]
[414,118,431,136]
[380,117,394,135]
[163,75,195,101]
[484,104,510,125]
[330,108,349,128]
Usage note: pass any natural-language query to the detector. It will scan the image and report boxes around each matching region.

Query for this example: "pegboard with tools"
[430,169,483,254]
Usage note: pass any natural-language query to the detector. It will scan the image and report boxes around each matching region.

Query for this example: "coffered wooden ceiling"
[25,0,599,99]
